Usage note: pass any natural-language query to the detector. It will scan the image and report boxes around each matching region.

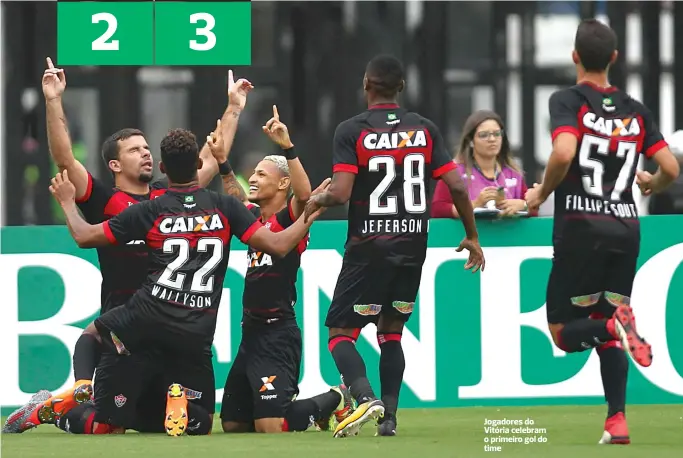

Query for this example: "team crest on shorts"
[353,304,382,316]
[392,301,414,314]
[114,394,127,408]
[185,388,202,400]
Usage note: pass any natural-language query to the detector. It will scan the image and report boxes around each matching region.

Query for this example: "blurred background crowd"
[3,1,683,225]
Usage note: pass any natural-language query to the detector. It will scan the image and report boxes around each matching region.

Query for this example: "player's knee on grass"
[254,418,285,433]
[222,421,252,433]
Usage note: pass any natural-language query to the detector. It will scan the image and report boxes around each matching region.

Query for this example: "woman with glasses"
[431,110,531,218]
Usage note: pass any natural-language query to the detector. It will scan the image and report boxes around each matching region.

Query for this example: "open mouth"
[249,185,258,193]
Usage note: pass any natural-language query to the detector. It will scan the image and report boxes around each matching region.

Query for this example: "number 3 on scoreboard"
[91,13,119,51]
[368,154,427,215]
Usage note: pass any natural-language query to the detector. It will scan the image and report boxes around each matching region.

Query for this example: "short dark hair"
[365,54,405,98]
[101,128,145,165]
[160,128,199,183]
[574,19,617,72]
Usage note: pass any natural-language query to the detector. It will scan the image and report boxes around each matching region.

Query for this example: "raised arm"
[206,119,249,204]
[262,105,312,218]
[49,171,110,247]
[42,57,90,200]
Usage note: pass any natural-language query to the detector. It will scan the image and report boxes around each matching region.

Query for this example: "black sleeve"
[332,120,359,174]
[103,200,157,245]
[152,176,169,190]
[219,195,262,243]
[638,104,668,158]
[423,118,457,179]
[75,173,116,223]
[548,89,581,141]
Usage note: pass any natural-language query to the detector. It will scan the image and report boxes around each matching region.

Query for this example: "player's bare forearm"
[220,106,242,160]
[316,171,354,207]
[249,217,311,258]
[46,98,89,196]
[60,201,109,248]
[441,170,478,239]
[540,152,573,199]
[197,145,219,187]
[222,171,248,203]
[198,106,242,187]
[288,157,312,218]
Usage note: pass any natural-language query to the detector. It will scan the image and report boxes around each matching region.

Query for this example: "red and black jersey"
[102,187,261,342]
[242,197,308,325]
[76,173,168,312]
[548,82,668,249]
[332,104,456,266]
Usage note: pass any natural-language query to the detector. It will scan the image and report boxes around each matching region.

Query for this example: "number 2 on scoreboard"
[91,13,119,51]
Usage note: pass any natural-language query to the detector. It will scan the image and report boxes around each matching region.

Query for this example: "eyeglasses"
[475,130,503,140]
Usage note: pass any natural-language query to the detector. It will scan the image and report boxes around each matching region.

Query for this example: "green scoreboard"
[56,1,251,66]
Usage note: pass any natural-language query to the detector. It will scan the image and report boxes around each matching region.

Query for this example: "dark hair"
[101,128,145,173]
[160,129,199,183]
[455,110,519,180]
[574,19,617,72]
[365,54,405,98]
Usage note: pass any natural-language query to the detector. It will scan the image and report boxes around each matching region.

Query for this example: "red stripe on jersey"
[246,203,257,211]
[102,221,117,244]
[287,198,296,223]
[241,221,263,244]
[551,126,580,142]
[356,128,433,166]
[432,161,457,178]
[145,212,232,249]
[333,163,358,174]
[103,191,141,217]
[75,173,94,204]
[150,189,167,199]
[646,139,668,158]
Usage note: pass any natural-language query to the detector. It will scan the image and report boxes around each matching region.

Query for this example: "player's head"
[158,128,203,184]
[247,155,290,204]
[455,110,518,171]
[573,19,618,73]
[101,128,153,184]
[363,54,405,102]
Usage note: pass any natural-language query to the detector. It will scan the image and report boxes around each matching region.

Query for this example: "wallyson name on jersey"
[565,195,638,219]
[361,218,428,235]
[151,286,213,308]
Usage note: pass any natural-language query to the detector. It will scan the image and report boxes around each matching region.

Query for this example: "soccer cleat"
[612,305,652,367]
[315,384,356,432]
[598,412,630,444]
[333,399,384,438]
[34,380,93,425]
[165,383,188,437]
[2,390,52,433]
[376,413,397,437]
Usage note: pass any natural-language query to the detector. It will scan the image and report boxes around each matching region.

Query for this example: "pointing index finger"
[46,57,54,69]
[272,105,279,120]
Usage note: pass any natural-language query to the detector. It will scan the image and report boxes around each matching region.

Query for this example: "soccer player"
[41,128,330,436]
[213,106,355,434]
[525,19,680,444]
[1,58,252,434]
[303,55,485,437]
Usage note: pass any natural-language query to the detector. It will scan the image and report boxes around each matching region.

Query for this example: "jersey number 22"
[157,238,223,293]
[368,154,426,215]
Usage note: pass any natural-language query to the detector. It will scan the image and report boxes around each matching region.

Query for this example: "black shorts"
[546,244,639,324]
[93,349,215,430]
[325,259,423,329]
[220,321,301,423]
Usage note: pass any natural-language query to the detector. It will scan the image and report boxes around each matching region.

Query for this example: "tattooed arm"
[42,59,90,200]
[221,169,249,204]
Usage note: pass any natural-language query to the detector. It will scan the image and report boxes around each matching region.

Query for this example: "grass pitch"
[2,405,681,458]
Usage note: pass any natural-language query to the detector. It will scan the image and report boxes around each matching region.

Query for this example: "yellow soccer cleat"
[333,398,384,438]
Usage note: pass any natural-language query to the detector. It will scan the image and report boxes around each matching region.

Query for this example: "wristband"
[282,146,297,160]
[218,160,233,175]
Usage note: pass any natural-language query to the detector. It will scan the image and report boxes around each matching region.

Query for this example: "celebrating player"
[304,55,485,437]
[209,106,355,434]
[39,128,329,436]
[2,58,253,434]
[524,19,680,444]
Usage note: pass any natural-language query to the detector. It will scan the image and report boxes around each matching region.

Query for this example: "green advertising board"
[1,217,682,415]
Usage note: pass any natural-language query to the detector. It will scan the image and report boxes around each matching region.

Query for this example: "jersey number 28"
[157,238,223,293]
[368,154,426,215]
[578,134,638,201]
